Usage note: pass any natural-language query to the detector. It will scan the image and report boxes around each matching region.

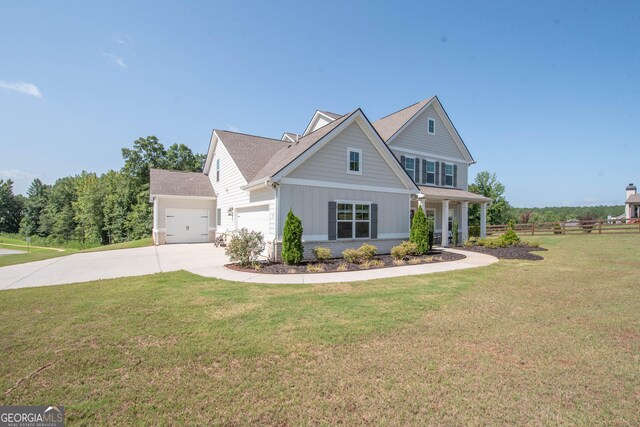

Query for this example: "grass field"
[0,235,638,424]
[0,236,153,268]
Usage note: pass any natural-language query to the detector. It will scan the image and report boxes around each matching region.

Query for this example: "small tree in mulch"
[281,209,304,265]
[410,207,429,255]
[225,228,265,267]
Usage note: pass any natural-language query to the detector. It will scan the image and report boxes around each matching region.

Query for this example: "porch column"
[480,202,487,238]
[441,200,450,247]
[461,201,469,242]
[153,197,159,245]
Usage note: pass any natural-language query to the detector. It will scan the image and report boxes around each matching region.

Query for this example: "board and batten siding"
[287,122,407,189]
[278,183,410,240]
[208,141,276,239]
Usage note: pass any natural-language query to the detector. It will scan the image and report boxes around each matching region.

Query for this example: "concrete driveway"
[0,244,229,290]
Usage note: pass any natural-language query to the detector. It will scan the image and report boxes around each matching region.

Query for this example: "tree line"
[508,205,624,224]
[0,136,204,245]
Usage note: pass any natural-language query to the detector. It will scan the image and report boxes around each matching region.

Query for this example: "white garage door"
[166,208,209,244]
[236,205,270,237]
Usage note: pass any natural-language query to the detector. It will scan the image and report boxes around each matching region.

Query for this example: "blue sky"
[1,1,638,207]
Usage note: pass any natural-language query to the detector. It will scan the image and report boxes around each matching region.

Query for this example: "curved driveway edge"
[189,249,498,284]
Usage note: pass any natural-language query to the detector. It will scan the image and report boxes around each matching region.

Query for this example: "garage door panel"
[236,205,270,237]
[166,208,209,244]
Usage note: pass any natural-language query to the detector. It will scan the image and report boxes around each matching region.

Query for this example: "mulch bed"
[227,250,466,274]
[458,245,548,260]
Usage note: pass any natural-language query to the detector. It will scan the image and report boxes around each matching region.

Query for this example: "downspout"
[272,182,280,262]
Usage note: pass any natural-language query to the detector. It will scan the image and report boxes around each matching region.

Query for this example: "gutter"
[241,177,274,191]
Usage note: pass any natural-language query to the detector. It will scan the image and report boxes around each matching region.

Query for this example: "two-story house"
[149,97,491,260]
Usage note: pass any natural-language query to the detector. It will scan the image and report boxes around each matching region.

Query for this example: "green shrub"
[312,246,332,262]
[342,248,361,263]
[409,208,429,254]
[358,243,377,260]
[469,225,480,238]
[390,245,407,260]
[452,217,459,247]
[306,264,326,273]
[400,241,419,256]
[499,220,520,246]
[281,209,304,265]
[426,216,434,251]
[225,228,265,266]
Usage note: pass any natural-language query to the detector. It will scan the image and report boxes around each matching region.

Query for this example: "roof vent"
[627,183,636,190]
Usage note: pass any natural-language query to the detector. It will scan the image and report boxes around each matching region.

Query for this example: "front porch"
[411,186,492,247]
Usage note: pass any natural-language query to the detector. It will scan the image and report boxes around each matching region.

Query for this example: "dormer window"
[347,148,362,175]
[428,117,435,135]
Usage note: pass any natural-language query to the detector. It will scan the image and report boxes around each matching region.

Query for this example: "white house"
[150,97,491,259]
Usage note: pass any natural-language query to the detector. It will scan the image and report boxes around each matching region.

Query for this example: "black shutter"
[435,162,440,186]
[371,204,378,239]
[441,162,446,186]
[400,155,406,171]
[328,201,337,240]
[414,158,420,183]
[453,164,458,188]
[422,159,427,183]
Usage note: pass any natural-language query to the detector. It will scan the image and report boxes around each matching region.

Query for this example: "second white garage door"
[166,208,209,244]
[236,205,270,237]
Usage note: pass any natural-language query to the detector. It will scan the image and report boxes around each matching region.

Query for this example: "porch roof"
[417,186,491,203]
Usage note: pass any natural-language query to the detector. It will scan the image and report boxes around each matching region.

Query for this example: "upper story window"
[444,163,454,186]
[215,159,220,182]
[427,117,435,135]
[347,148,362,175]
[403,157,415,181]
[426,161,435,184]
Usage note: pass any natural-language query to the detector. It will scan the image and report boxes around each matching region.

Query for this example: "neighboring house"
[625,183,639,220]
[150,97,491,259]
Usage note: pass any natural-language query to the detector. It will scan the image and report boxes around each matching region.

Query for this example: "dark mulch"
[458,245,548,260]
[227,250,466,274]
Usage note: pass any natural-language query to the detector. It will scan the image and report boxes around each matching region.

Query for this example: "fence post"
[598,220,602,234]
[531,223,535,236]
[562,222,566,235]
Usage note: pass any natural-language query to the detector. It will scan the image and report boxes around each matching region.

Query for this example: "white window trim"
[444,163,454,187]
[427,117,436,135]
[425,160,436,185]
[404,157,415,181]
[346,147,362,175]
[336,201,371,240]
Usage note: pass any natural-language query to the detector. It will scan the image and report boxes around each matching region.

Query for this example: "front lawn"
[0,235,638,424]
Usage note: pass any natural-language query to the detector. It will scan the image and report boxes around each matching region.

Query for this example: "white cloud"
[0,81,42,98]
[0,170,38,194]
[112,33,132,45]
[227,124,240,133]
[101,51,127,69]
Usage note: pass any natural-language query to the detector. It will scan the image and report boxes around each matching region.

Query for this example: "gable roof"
[281,132,300,142]
[250,111,355,182]
[214,130,287,183]
[319,111,342,120]
[303,110,343,136]
[372,97,434,141]
[149,169,215,199]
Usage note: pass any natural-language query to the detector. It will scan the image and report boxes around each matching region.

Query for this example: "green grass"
[0,235,638,424]
[0,236,152,268]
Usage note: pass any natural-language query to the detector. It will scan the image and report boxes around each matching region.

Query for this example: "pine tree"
[409,207,429,255]
[281,209,304,264]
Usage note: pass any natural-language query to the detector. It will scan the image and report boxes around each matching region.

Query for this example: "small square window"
[428,118,435,135]
[347,148,362,175]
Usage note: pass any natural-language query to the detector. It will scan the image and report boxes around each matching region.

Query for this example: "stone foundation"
[268,238,407,261]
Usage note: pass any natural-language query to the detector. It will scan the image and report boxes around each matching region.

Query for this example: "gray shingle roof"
[150,169,215,199]
[626,194,640,203]
[248,110,356,182]
[214,130,287,183]
[372,97,434,141]
[418,185,492,203]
